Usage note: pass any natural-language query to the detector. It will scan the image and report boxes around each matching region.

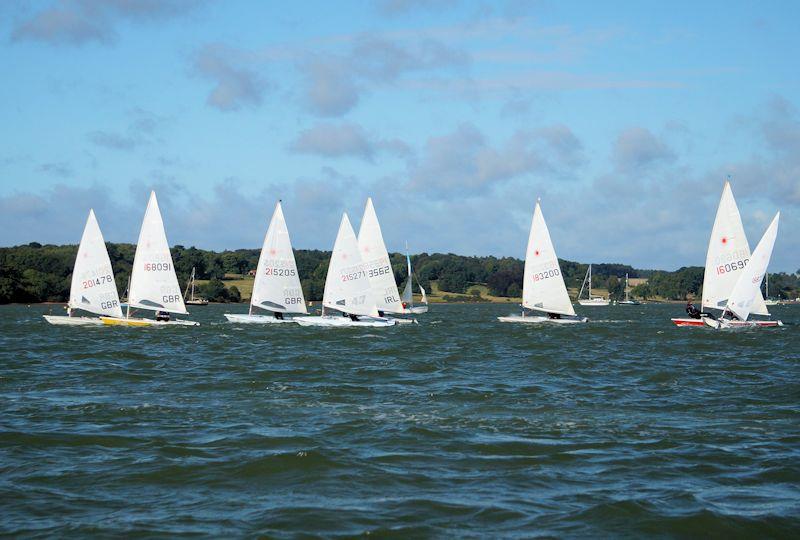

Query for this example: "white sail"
[702,182,769,315]
[68,209,123,318]
[323,213,380,317]
[251,202,307,314]
[357,198,403,313]
[725,213,780,321]
[522,200,576,316]
[401,251,413,305]
[128,191,187,315]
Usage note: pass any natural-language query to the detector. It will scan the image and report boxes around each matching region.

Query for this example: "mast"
[588,264,592,299]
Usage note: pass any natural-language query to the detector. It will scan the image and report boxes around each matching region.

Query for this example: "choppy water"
[1,303,799,537]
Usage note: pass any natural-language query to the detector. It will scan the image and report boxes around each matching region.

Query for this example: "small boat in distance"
[401,243,428,314]
[498,199,587,324]
[224,201,307,324]
[44,209,123,326]
[705,213,783,329]
[617,273,640,305]
[101,191,198,327]
[184,267,208,306]
[296,212,395,327]
[577,264,610,306]
[764,273,781,305]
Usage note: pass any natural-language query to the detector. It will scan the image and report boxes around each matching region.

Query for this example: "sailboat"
[617,273,640,305]
[101,191,198,327]
[401,243,429,314]
[704,213,783,329]
[183,267,208,305]
[356,198,418,323]
[44,209,123,326]
[224,201,307,323]
[498,199,588,324]
[671,181,778,327]
[295,213,395,327]
[764,273,781,305]
[577,264,610,306]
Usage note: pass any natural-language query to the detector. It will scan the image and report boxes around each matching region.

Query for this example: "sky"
[1,0,799,271]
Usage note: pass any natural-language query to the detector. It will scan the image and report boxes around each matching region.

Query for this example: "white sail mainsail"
[725,213,780,321]
[251,202,307,314]
[522,200,576,316]
[702,182,769,315]
[401,251,413,305]
[68,209,123,318]
[357,198,403,313]
[323,213,380,317]
[127,191,187,315]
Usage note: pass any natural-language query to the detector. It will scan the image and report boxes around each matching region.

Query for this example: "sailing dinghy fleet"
[44,181,787,331]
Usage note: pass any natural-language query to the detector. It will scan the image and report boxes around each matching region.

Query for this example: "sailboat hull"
[43,315,105,326]
[704,318,783,329]
[671,317,782,328]
[578,299,610,306]
[100,316,199,327]
[497,314,588,324]
[295,315,396,328]
[223,313,298,324]
[403,305,429,314]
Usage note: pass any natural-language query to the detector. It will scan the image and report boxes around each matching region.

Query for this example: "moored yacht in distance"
[577,264,609,306]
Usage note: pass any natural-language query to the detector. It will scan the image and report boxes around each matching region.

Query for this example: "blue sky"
[1,0,798,271]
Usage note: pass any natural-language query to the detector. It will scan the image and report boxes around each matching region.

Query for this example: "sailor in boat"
[548,312,561,320]
[156,310,171,322]
[349,313,359,322]
[274,312,284,320]
[685,301,702,319]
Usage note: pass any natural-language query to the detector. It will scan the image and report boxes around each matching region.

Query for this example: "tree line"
[1,242,798,303]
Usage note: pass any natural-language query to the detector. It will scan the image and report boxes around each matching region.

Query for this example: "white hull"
[578,298,610,306]
[100,316,199,327]
[223,313,298,324]
[497,314,588,324]
[43,315,105,326]
[403,305,429,314]
[295,315,396,328]
[704,318,783,329]
[617,300,640,305]
[764,300,781,306]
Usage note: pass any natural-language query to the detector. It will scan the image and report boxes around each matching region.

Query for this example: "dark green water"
[2,303,799,537]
